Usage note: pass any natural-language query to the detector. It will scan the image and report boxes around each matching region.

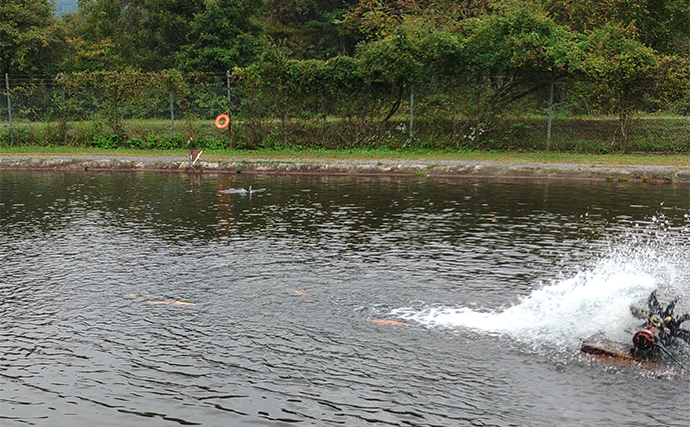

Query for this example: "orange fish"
[293,290,310,297]
[366,319,405,326]
[148,301,195,306]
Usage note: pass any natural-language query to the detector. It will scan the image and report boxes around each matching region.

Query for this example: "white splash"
[393,250,686,349]
[394,214,690,351]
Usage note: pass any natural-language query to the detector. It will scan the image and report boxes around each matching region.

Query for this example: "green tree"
[69,0,205,71]
[355,27,423,124]
[66,0,148,70]
[357,27,423,88]
[261,0,358,59]
[416,4,579,126]
[341,0,493,42]
[69,0,266,72]
[544,0,690,55]
[577,24,666,149]
[177,0,267,72]
[0,0,66,73]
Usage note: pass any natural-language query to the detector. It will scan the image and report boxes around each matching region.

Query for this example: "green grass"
[2,114,690,166]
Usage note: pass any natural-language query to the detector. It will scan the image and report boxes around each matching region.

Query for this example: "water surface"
[2,171,690,426]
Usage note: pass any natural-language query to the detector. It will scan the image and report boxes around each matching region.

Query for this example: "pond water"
[2,171,690,426]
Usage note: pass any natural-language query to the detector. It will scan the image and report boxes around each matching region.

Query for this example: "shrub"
[91,134,119,149]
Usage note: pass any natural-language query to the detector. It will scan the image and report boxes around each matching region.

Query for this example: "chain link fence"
[2,72,690,152]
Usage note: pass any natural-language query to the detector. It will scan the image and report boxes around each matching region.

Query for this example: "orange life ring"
[215,114,230,129]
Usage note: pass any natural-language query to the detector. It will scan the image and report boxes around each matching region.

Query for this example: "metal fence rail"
[2,72,690,152]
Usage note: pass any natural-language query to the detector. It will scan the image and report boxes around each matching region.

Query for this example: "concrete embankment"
[2,154,690,182]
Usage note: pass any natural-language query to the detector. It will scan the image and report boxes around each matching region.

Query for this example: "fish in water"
[148,300,195,306]
[366,319,406,326]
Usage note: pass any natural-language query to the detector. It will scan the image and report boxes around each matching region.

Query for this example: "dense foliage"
[3,0,688,75]
[3,0,690,149]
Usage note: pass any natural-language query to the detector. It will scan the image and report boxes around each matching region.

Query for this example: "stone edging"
[2,155,690,182]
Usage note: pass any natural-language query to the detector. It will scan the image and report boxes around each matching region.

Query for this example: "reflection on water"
[2,171,690,426]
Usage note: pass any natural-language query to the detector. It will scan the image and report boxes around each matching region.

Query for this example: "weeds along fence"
[2,71,690,152]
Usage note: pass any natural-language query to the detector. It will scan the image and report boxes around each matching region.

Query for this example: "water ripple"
[3,172,690,425]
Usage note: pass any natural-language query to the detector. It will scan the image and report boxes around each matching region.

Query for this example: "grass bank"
[3,116,690,155]
[3,145,690,167]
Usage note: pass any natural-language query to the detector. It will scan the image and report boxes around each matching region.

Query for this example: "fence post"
[226,70,231,106]
[169,88,175,136]
[282,87,288,146]
[322,92,327,146]
[546,71,554,151]
[409,84,414,139]
[5,73,13,146]
[226,70,233,147]
[60,73,67,144]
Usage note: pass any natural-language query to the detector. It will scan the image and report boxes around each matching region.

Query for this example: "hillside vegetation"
[2,0,690,152]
